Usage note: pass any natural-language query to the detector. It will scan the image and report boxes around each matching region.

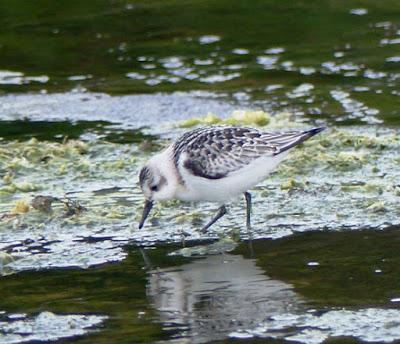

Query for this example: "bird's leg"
[201,205,227,233]
[244,192,255,257]
[244,192,252,232]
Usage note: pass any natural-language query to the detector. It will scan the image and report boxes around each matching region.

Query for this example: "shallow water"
[1,230,400,343]
[1,0,400,343]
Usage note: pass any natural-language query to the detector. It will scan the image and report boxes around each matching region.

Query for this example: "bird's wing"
[173,126,323,179]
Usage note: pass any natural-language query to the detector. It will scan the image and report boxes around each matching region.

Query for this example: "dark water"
[0,119,156,143]
[1,229,400,343]
[1,1,400,343]
[1,0,400,126]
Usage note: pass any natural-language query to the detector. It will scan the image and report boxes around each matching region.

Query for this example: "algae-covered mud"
[2,0,400,342]
[1,111,399,273]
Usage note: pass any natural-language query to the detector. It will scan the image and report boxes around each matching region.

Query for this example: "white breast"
[175,151,289,203]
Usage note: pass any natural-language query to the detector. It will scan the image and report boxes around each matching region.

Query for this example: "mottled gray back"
[173,126,320,179]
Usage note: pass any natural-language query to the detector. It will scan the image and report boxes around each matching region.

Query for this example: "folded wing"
[173,126,324,180]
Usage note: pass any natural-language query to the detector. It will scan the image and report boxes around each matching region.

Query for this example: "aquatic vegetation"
[365,200,387,213]
[178,112,221,128]
[0,138,142,231]
[280,178,305,191]
[178,110,299,128]
[0,251,15,276]
[0,116,399,273]
[0,252,14,265]
[10,200,30,215]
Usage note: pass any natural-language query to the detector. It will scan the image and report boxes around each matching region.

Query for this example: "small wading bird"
[139,126,325,232]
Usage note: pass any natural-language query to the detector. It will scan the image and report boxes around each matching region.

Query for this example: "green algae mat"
[1,0,400,343]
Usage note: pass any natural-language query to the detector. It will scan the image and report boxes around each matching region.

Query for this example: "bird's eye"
[150,185,158,192]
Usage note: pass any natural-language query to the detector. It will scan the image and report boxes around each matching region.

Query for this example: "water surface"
[1,0,400,125]
[1,230,400,343]
[1,1,400,343]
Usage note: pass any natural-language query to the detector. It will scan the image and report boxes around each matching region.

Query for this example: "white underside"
[175,151,289,203]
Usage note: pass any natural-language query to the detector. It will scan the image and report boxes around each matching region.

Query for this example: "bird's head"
[139,164,169,200]
[138,163,169,229]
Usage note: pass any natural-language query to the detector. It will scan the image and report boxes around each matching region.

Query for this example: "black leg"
[244,192,255,257]
[201,205,227,233]
[244,192,252,231]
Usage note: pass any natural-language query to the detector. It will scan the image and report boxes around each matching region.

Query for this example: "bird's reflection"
[147,253,304,343]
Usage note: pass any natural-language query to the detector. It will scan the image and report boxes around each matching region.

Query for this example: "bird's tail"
[273,127,326,155]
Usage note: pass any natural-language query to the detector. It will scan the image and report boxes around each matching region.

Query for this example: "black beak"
[139,199,154,229]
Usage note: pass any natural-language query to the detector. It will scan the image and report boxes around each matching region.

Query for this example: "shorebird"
[138,126,325,232]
